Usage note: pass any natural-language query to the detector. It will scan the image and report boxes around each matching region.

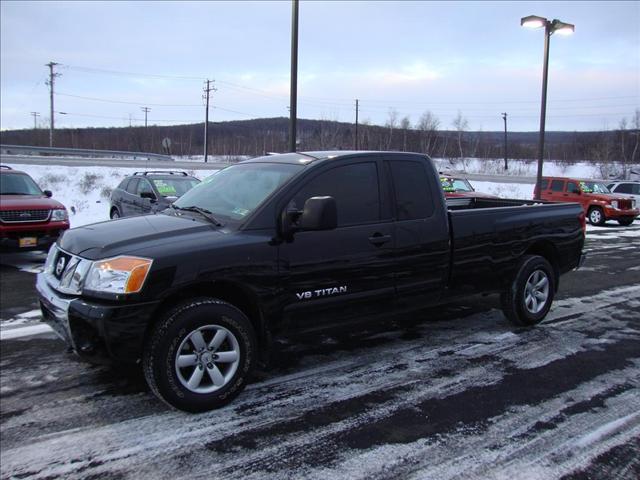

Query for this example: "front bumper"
[36,273,160,364]
[602,206,639,220]
[0,220,69,251]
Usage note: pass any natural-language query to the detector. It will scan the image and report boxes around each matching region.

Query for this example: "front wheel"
[618,218,634,226]
[143,298,256,413]
[501,255,556,326]
[588,207,605,226]
[110,208,120,219]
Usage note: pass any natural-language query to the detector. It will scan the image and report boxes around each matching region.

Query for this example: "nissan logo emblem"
[55,257,66,276]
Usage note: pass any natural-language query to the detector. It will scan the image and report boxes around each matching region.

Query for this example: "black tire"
[618,218,634,226]
[501,255,556,327]
[143,298,256,413]
[587,207,605,226]
[110,208,120,219]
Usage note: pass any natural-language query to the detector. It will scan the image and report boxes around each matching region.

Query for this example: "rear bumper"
[36,273,160,364]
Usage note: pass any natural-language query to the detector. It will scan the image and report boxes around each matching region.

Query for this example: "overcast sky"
[1,0,638,132]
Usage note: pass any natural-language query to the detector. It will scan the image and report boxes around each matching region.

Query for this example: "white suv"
[607,181,640,202]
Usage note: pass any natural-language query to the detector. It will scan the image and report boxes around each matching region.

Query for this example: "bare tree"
[385,108,398,150]
[416,110,440,155]
[452,111,469,158]
[400,116,411,151]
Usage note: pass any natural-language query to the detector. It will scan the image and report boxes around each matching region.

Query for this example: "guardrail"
[0,144,173,162]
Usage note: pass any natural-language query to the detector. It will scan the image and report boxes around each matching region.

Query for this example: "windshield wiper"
[171,204,223,226]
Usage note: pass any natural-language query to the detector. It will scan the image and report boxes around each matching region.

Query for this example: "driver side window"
[290,162,380,227]
[137,179,154,196]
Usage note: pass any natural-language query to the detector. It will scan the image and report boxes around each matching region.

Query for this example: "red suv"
[0,165,70,250]
[535,176,639,226]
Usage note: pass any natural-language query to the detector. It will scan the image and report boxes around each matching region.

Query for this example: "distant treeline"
[1,115,638,165]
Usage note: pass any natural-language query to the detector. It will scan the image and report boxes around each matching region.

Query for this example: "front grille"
[618,199,632,210]
[53,250,72,280]
[0,209,51,223]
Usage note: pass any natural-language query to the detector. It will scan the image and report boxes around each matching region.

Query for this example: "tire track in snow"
[1,285,638,480]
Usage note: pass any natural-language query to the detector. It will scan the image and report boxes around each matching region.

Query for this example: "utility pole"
[501,112,508,170]
[289,0,299,152]
[31,112,40,130]
[355,99,359,150]
[45,62,60,147]
[140,107,151,128]
[203,79,216,163]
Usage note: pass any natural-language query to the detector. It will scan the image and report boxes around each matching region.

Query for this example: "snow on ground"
[431,157,640,180]
[469,180,533,199]
[5,163,220,228]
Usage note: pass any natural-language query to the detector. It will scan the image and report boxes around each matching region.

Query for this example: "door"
[563,179,584,208]
[121,178,139,216]
[278,160,396,329]
[548,179,566,202]
[135,178,157,214]
[385,159,450,307]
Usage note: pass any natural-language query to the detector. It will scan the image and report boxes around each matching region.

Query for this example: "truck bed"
[445,197,585,295]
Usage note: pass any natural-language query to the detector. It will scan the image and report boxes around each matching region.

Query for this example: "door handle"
[368,233,391,246]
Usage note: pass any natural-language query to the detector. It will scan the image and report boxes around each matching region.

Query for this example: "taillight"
[578,210,586,235]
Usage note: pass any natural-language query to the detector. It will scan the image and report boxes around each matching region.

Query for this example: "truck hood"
[59,213,221,259]
[0,195,66,210]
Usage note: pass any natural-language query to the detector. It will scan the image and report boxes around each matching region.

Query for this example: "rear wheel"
[587,207,605,226]
[143,298,256,413]
[501,255,556,326]
[618,218,634,226]
[110,208,120,219]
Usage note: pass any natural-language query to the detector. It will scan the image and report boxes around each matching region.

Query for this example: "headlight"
[84,256,153,294]
[51,208,68,221]
[610,200,618,209]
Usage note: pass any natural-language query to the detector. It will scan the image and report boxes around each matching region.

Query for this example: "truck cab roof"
[242,151,428,166]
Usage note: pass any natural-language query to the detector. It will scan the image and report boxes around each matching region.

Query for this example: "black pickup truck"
[37,151,586,412]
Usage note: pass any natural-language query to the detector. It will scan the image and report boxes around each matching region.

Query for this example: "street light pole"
[521,15,574,199]
[501,112,508,170]
[289,0,299,153]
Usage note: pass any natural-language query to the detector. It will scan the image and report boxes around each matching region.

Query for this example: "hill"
[0,117,636,163]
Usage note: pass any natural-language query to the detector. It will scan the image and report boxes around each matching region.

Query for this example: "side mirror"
[299,196,337,231]
[140,191,156,201]
[43,190,53,198]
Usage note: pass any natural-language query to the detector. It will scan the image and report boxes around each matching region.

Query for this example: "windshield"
[0,172,43,195]
[151,177,200,197]
[173,163,302,224]
[580,181,610,194]
[440,177,474,193]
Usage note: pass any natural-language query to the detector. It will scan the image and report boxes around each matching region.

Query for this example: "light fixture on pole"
[521,15,574,199]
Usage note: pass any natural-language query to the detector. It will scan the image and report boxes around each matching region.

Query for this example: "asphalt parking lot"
[1,224,639,480]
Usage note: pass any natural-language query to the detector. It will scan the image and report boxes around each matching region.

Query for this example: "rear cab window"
[389,161,433,220]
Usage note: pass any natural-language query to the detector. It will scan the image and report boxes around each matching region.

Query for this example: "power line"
[56,92,202,107]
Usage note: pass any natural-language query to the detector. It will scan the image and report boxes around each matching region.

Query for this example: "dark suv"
[109,171,200,218]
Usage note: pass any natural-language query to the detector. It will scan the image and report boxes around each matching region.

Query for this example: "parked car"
[38,151,585,412]
[109,171,200,218]
[535,176,639,226]
[0,165,69,251]
[606,180,640,204]
[439,173,498,199]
